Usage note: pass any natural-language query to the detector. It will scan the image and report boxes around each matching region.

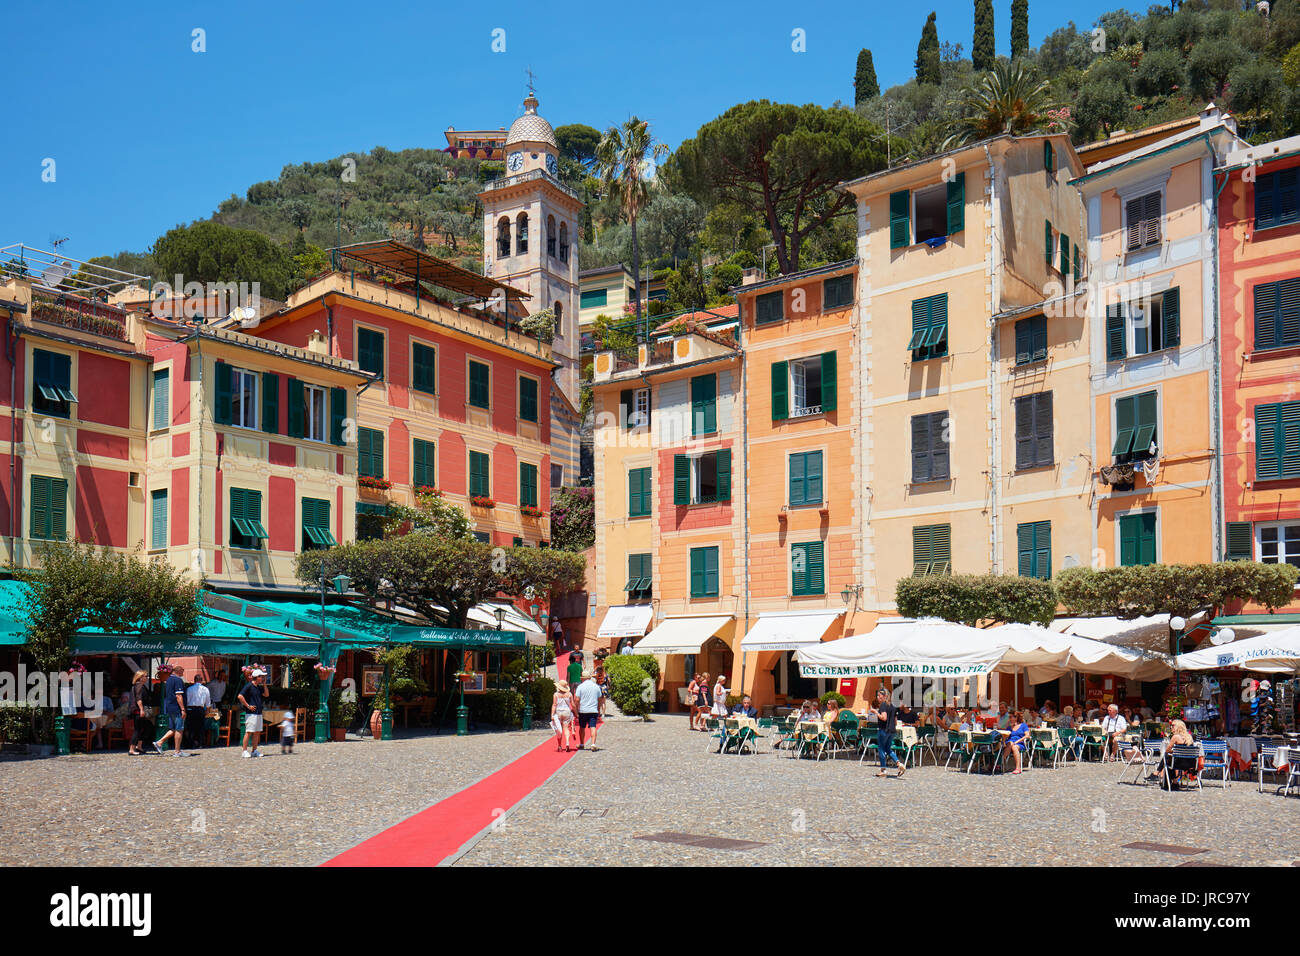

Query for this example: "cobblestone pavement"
[0,727,550,867]
[454,715,1300,867]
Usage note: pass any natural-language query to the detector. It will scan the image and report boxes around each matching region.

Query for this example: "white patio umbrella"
[1175,625,1300,673]
[795,618,1011,678]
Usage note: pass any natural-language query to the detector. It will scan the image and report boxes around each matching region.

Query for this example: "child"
[279,711,296,754]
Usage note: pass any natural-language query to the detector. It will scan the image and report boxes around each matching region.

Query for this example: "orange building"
[1216,133,1300,605]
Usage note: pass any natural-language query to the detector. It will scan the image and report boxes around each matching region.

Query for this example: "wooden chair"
[212,709,236,747]
[295,708,309,742]
[69,718,96,753]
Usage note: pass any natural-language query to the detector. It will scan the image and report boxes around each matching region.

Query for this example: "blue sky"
[2,0,1119,261]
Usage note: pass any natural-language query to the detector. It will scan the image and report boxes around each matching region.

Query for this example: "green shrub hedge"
[604,656,654,718]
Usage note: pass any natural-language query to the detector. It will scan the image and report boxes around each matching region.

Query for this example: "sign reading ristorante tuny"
[70,633,322,656]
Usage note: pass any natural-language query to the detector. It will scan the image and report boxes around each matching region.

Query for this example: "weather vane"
[525,67,536,93]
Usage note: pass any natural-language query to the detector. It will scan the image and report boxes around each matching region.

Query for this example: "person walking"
[566,649,583,691]
[575,670,602,751]
[184,674,211,749]
[711,675,729,720]
[696,672,711,727]
[153,665,188,756]
[238,668,268,758]
[128,670,154,756]
[687,673,703,730]
[551,679,576,751]
[279,710,296,754]
[869,688,907,778]
[594,651,609,719]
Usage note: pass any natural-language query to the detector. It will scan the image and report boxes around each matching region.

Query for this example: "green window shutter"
[261,372,279,434]
[49,477,67,541]
[1119,515,1139,567]
[1017,522,1035,578]
[926,294,949,354]
[413,438,435,488]
[1045,220,1054,267]
[358,328,384,378]
[820,351,837,412]
[1225,522,1253,561]
[946,171,965,235]
[1282,402,1300,478]
[911,413,933,483]
[673,455,690,505]
[358,428,384,479]
[330,387,347,445]
[469,451,490,497]
[755,291,783,324]
[806,451,823,504]
[520,462,538,507]
[1073,245,1081,283]
[412,343,436,395]
[469,361,490,409]
[789,453,806,506]
[691,374,716,436]
[152,369,169,429]
[1035,521,1051,580]
[1014,396,1034,470]
[371,430,385,480]
[357,429,371,478]
[286,378,305,439]
[912,525,933,576]
[771,361,789,420]
[1044,140,1054,172]
[214,361,232,425]
[1133,391,1158,458]
[716,448,732,502]
[1112,396,1136,458]
[908,297,932,352]
[1256,171,1278,229]
[1032,317,1048,361]
[1257,402,1280,480]
[1106,305,1127,361]
[690,547,718,597]
[1281,168,1300,226]
[1138,513,1157,566]
[519,376,538,422]
[1015,320,1031,365]
[1255,281,1279,350]
[931,524,951,573]
[889,189,911,249]
[29,476,49,539]
[629,467,651,517]
[1059,235,1070,275]
[792,541,825,596]
[151,490,168,550]
[581,289,607,309]
[1162,287,1181,348]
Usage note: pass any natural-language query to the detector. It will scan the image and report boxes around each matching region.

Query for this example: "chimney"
[306,329,328,355]
[741,267,763,286]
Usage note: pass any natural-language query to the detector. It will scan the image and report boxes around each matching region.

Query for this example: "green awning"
[70,632,321,657]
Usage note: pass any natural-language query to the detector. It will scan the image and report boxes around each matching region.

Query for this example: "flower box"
[413,485,442,498]
[358,476,392,492]
[470,496,496,509]
[520,505,544,518]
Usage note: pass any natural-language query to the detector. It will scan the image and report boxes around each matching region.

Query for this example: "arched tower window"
[515,212,529,255]
[558,222,569,263]
[553,300,563,333]
[496,217,511,258]
[546,215,557,258]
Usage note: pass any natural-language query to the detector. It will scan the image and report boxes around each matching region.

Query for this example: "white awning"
[596,604,655,639]
[1177,625,1300,673]
[741,610,842,652]
[465,603,546,646]
[635,616,733,655]
[796,618,1005,678]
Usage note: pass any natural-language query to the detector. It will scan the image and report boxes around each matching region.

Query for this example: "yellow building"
[578,265,636,335]
[1071,106,1245,569]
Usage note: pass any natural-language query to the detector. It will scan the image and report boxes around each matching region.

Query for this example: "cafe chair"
[857,726,879,764]
[796,723,828,761]
[1197,739,1230,790]
[943,731,973,772]
[69,717,96,753]
[1056,728,1083,765]
[1253,746,1284,793]
[1119,736,1164,785]
[213,709,236,748]
[1283,748,1300,798]
[916,725,940,766]
[703,717,724,752]
[1162,744,1203,792]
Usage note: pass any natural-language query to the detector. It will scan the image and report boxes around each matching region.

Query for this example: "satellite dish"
[41,260,73,289]
[239,306,258,327]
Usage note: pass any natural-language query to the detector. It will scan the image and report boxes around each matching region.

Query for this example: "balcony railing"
[481,168,580,201]
[30,290,128,341]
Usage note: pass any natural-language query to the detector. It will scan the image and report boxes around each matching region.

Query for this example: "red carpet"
[323,735,576,867]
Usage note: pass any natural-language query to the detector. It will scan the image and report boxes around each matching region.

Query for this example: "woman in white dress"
[551,680,577,752]
[711,675,729,719]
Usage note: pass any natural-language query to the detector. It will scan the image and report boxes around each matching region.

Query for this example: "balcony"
[481,168,580,201]
[31,289,128,341]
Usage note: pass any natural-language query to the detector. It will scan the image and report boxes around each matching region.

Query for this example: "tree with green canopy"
[555,123,602,169]
[1056,563,1299,623]
[895,574,1058,627]
[916,12,942,85]
[942,59,1061,148]
[1011,0,1029,61]
[973,0,996,72]
[669,101,883,275]
[855,48,880,104]
[153,220,298,301]
[639,191,703,267]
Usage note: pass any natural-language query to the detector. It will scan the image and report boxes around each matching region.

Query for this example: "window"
[1044,220,1055,267]
[546,216,557,258]
[468,360,490,409]
[1125,191,1162,251]
[907,294,948,360]
[32,349,75,418]
[357,427,385,479]
[551,463,563,489]
[303,384,327,442]
[1044,140,1055,173]
[690,373,716,436]
[912,524,952,576]
[356,501,388,541]
[496,217,511,258]
[628,467,652,517]
[911,411,950,482]
[152,368,170,430]
[755,291,783,325]
[1254,168,1300,231]
[689,546,720,598]
[913,184,948,244]
[149,489,168,551]
[412,343,436,395]
[519,376,539,423]
[1106,289,1181,360]
[520,462,539,508]
[823,275,853,310]
[29,475,68,541]
[581,289,607,309]
[1257,522,1300,568]
[412,438,436,488]
[1017,521,1051,579]
[559,222,569,263]
[516,213,529,255]
[229,487,268,550]
[788,451,823,506]
[672,449,732,505]
[1059,234,1070,275]
[229,368,258,429]
[1014,392,1054,469]
[619,387,651,430]
[469,450,491,498]
[625,553,652,601]
[889,189,911,248]
[1225,521,1253,561]
[1252,277,1300,351]
[1255,401,1300,480]
[1113,391,1158,463]
[473,530,490,544]
[329,386,347,446]
[772,352,837,420]
[357,328,385,379]
[1119,512,1157,567]
[302,497,336,551]
[1014,316,1048,365]
[791,541,825,596]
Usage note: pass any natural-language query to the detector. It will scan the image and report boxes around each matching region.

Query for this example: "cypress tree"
[1011,0,1029,61]
[973,0,996,72]
[854,48,880,104]
[916,12,941,85]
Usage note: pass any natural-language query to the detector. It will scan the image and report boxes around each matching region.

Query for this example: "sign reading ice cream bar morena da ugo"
[800,661,994,678]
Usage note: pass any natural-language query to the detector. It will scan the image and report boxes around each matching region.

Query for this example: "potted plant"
[359,476,393,494]
[413,485,442,498]
[470,495,496,509]
[520,505,544,518]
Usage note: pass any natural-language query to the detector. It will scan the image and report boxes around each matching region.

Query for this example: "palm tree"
[594,118,668,335]
[942,60,1062,150]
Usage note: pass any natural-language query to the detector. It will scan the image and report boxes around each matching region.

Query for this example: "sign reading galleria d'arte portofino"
[800,661,993,678]
[386,627,527,648]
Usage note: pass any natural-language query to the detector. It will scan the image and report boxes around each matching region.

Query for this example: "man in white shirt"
[1100,704,1128,761]
[1137,698,1155,721]
[574,671,603,752]
[185,677,212,749]
[207,669,228,707]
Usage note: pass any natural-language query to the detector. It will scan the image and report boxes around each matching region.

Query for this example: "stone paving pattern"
[3,715,1297,867]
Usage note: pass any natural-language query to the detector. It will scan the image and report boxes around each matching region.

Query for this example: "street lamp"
[1169,615,1187,695]
[314,567,351,743]
[840,584,861,609]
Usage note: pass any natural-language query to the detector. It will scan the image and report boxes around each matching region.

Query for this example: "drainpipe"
[984,143,1002,574]
[739,301,750,698]
[195,329,205,578]
[325,301,335,357]
[1210,166,1230,561]
[5,312,18,567]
